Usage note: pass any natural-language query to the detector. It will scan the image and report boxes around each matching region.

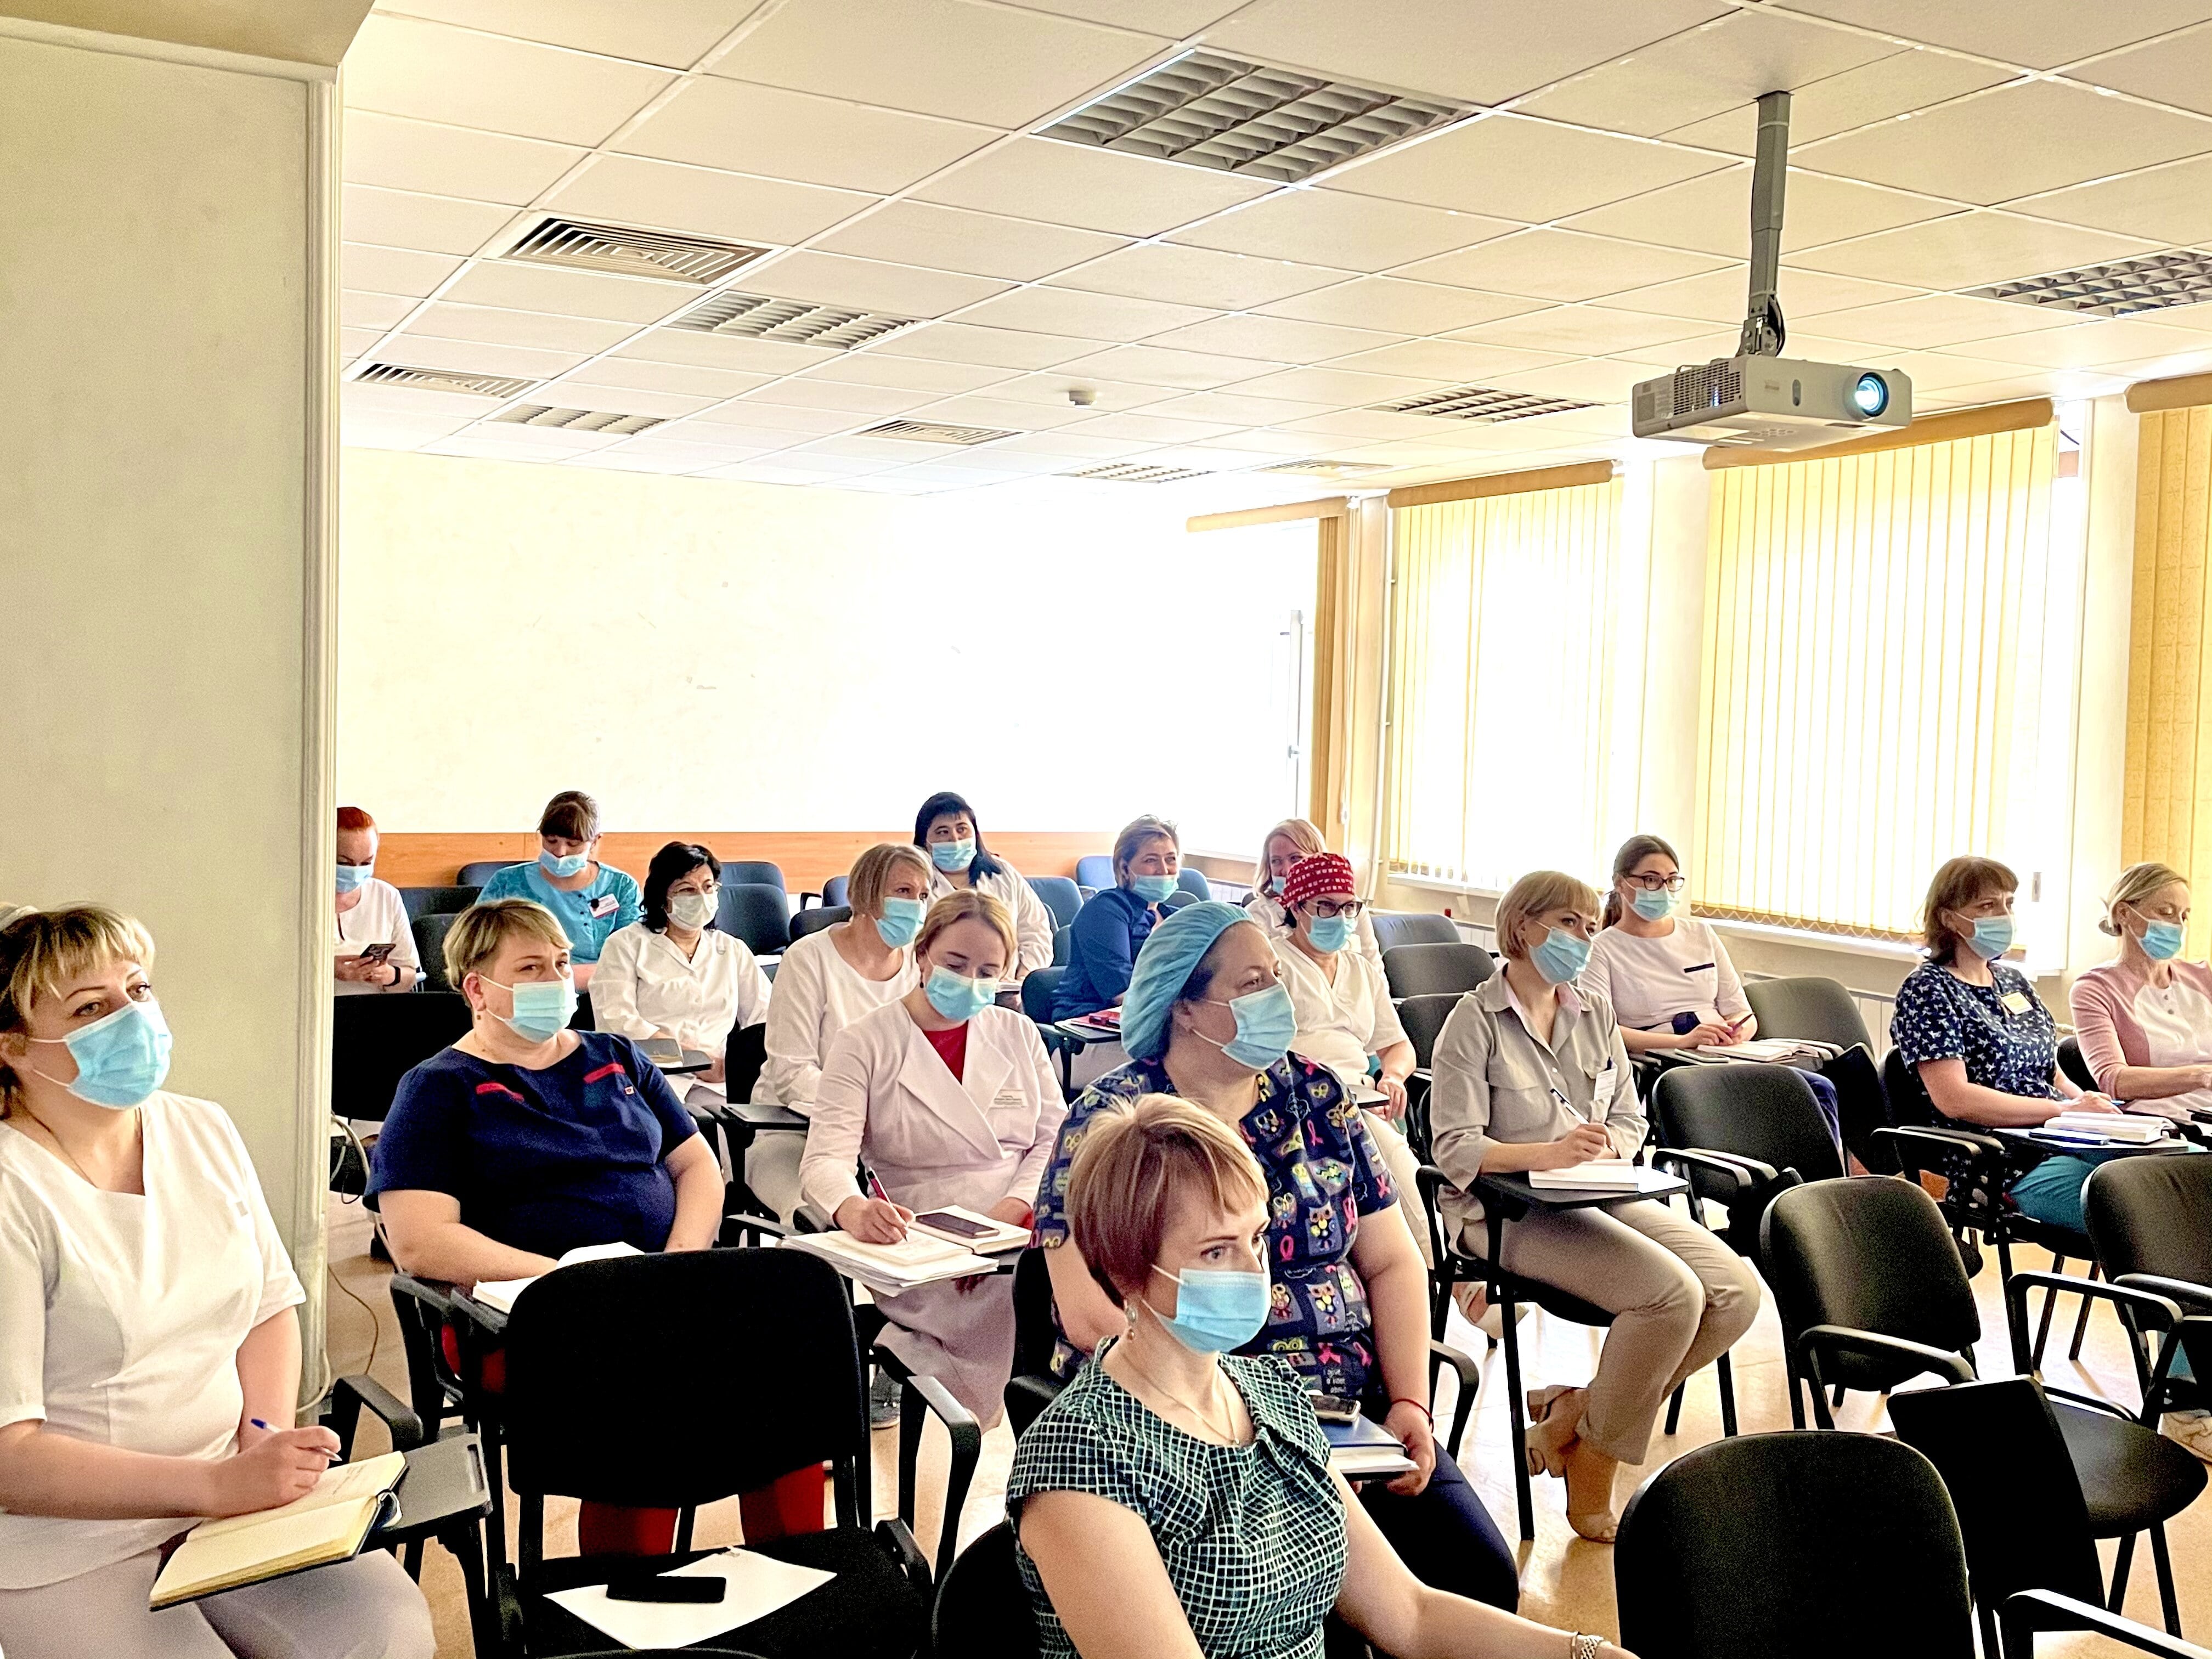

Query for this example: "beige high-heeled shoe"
[1562,1437,1622,1543]
[1524,1385,1577,1479]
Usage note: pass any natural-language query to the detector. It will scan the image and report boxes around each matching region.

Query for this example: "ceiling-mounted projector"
[1633,92,1911,452]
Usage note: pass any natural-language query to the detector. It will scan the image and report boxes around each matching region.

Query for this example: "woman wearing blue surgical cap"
[915,791,1056,983]
[1052,815,1182,1023]
[1030,902,1520,1613]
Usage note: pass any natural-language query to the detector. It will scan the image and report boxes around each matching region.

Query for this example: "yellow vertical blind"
[1384,479,1624,891]
[1694,424,2059,939]
[2123,404,2212,952]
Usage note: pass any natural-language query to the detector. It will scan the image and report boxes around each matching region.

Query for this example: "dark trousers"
[1322,1442,1519,1655]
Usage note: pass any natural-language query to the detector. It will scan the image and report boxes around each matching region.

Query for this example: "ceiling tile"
[1144,392,1340,425]
[715,400,865,433]
[875,320,1110,368]
[803,353,1017,392]
[574,449,738,474]
[1402,228,1727,302]
[743,250,1011,317]
[344,380,509,421]
[1793,211,2158,290]
[748,380,941,415]
[1173,191,1517,269]
[343,111,587,206]
[1798,81,2212,206]
[343,13,674,146]
[1051,242,1352,309]
[618,78,996,194]
[1516,9,1898,138]
[1660,49,2016,155]
[424,435,566,463]
[565,357,772,397]
[913,394,1097,430]
[976,374,1168,410]
[1805,294,2087,350]
[1190,427,1353,456]
[671,416,811,445]
[343,290,415,330]
[915,136,1273,237]
[1875,351,2040,392]
[813,201,1125,281]
[1329,114,1733,222]
[1225,365,1447,403]
[1064,411,1248,442]
[1564,167,1957,260]
[1319,337,1566,380]
[534,382,720,416]
[342,241,463,298]
[376,0,767,68]
[958,285,1212,341]
[545,154,876,245]
[2010,155,2212,244]
[1604,264,1921,324]
[1482,357,1668,403]
[1768,0,2210,72]
[343,184,515,257]
[711,0,1166,126]
[344,410,475,448]
[607,435,794,464]
[1934,317,2212,370]
[985,430,1158,459]
[1915,369,2137,405]
[1274,408,1457,440]
[1446,304,1714,356]
[1049,343,1291,388]
[383,335,589,379]
[340,326,386,360]
[442,261,695,324]
[1144,312,1408,362]
[2074,21,2212,117]
[1259,275,1548,334]
[408,301,635,353]
[770,441,912,467]
[617,330,842,374]
[1204,0,1729,106]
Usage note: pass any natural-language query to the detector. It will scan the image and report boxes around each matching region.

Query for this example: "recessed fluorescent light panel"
[671,291,921,351]
[1069,462,1212,482]
[352,363,538,398]
[862,420,1021,445]
[1967,248,2212,318]
[1377,386,1601,422]
[503,218,770,285]
[490,405,665,436]
[1038,49,1471,184]
[1263,458,1390,476]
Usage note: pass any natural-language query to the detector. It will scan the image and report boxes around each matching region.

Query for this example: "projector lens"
[1853,372,1889,417]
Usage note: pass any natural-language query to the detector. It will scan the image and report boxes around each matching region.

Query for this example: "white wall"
[0,23,338,1358]
[339,448,1313,853]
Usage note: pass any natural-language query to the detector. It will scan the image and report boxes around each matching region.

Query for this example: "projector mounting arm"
[1737,89,1790,359]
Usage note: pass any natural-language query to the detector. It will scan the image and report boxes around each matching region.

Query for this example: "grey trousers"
[0,1545,435,1659]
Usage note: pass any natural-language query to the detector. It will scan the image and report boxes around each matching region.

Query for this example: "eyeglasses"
[1623,873,1687,893]
[1305,899,1365,920]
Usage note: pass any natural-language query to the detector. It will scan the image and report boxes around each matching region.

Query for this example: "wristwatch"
[1568,1636,1604,1659]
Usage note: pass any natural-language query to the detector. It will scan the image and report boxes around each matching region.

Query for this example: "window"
[1383,476,1639,891]
[1692,421,2073,944]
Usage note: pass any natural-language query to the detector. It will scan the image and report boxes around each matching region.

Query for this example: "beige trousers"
[1480,1198,1760,1464]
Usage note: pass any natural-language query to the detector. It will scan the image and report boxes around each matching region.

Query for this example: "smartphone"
[1310,1393,1361,1425]
[606,1576,725,1605]
[915,1209,996,1240]
[358,941,397,965]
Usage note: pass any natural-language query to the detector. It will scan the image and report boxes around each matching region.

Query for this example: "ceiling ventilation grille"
[503,218,769,285]
[1069,462,1211,482]
[672,291,920,349]
[861,419,1020,446]
[490,405,665,436]
[1376,385,1601,422]
[1037,49,1471,184]
[353,362,538,399]
[1966,248,2212,318]
[1263,458,1390,476]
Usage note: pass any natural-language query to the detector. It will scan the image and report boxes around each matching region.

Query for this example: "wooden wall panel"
[373,830,1121,889]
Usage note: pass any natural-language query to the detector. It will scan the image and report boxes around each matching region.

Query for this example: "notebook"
[473,1240,643,1314]
[784,1229,995,1297]
[1527,1160,1673,1192]
[1668,1037,1840,1067]
[908,1204,1031,1254]
[1325,1416,1417,1480]
[2047,1113,2168,1144]
[639,1036,684,1067]
[150,1451,407,1609]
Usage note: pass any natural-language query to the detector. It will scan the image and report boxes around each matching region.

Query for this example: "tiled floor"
[323,1201,2205,1657]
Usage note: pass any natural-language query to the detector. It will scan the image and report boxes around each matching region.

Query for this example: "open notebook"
[784,1229,994,1296]
[474,1240,643,1314]
[150,1451,407,1609]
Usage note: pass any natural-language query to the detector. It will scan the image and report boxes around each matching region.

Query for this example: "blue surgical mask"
[1143,1264,1271,1353]
[27,997,172,1109]
[1267,876,1285,897]
[1131,874,1178,905]
[876,896,926,949]
[924,966,999,1022]
[539,849,588,880]
[930,838,976,873]
[1531,927,1590,985]
[2142,919,2187,962]
[1629,885,1677,922]
[1187,983,1297,1070]
[487,975,577,1042]
[1966,916,2015,961]
[335,861,374,895]
[1307,914,1353,953]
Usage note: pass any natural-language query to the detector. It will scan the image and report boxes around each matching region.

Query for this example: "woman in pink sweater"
[2069,862,2212,1122]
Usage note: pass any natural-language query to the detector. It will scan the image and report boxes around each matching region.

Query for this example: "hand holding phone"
[359,941,397,966]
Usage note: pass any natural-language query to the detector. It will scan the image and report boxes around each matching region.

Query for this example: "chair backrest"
[1369,910,1459,952]
[2085,1152,2212,1288]
[1383,941,1493,1000]
[822,874,849,907]
[725,1022,768,1104]
[1396,992,1461,1072]
[410,912,462,993]
[1028,876,1082,928]
[1881,1046,1944,1131]
[1052,924,1071,967]
[932,1522,1039,1659]
[2054,1035,2095,1093]
[1175,868,1212,901]
[1009,1247,1058,1378]
[1886,1378,2105,1609]
[457,860,518,887]
[1615,1431,1973,1659]
[398,884,478,922]
[1074,855,1114,889]
[1742,976,1874,1052]
[1021,967,1065,1025]
[330,993,473,1122]
[718,860,785,893]
[715,882,792,955]
[502,1249,866,1513]
[569,989,595,1031]
[1161,889,1200,913]
[1651,1064,1844,1196]
[1759,1177,1982,1392]
[790,904,849,941]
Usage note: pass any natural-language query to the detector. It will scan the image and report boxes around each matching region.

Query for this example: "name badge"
[992,1087,1028,1108]
[1591,1061,1623,1115]
[589,895,619,918]
[2000,991,2032,1015]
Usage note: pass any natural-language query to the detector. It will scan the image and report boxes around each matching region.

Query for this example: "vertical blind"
[1384,479,1628,891]
[1694,424,2060,939]
[2123,403,2212,952]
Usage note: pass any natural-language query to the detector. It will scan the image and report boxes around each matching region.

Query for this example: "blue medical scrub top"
[475,861,641,963]
[1053,885,1161,1019]
[369,1030,698,1259]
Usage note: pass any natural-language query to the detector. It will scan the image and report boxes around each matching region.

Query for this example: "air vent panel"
[1262,458,1390,476]
[1039,49,1471,184]
[1966,248,2212,318]
[1376,385,1601,423]
[861,420,1020,446]
[353,363,538,399]
[504,218,769,285]
[490,405,664,436]
[1069,462,1211,482]
[672,291,919,350]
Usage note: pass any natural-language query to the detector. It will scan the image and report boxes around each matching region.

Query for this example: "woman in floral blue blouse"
[1031,901,1519,1612]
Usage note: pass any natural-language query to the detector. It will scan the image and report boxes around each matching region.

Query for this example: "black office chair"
[398,884,478,922]
[1369,911,1458,952]
[331,992,473,1125]
[411,912,462,992]
[823,875,849,907]
[717,882,792,956]
[1741,975,1874,1051]
[932,1522,1038,1659]
[569,989,595,1031]
[2057,1036,2097,1092]
[1382,941,1493,1000]
[498,1250,935,1658]
[1175,868,1212,902]
[2087,1153,2212,1396]
[458,860,519,886]
[791,905,849,941]
[1027,876,1082,929]
[1004,1248,1063,1435]
[1647,1063,1840,1267]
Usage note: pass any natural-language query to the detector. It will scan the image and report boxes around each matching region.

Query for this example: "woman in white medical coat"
[799,888,1065,1421]
[915,790,1057,982]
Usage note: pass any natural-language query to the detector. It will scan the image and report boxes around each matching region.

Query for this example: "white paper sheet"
[542,1549,836,1649]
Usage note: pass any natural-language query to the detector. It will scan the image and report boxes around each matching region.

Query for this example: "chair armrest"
[2117,1273,2212,1314]
[1426,1340,1481,1458]
[906,1370,981,1446]
[2002,1589,2212,1657]
[876,1517,932,1594]
[1796,1324,1976,1408]
[387,1271,462,1314]
[1650,1147,1777,1192]
[2005,1269,2182,1381]
[793,1204,834,1235]
[1874,1123,2007,1160]
[1426,1338,1480,1396]
[324,1373,428,1456]
[719,1212,791,1247]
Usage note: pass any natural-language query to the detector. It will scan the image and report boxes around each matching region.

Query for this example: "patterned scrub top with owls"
[1032,1054,1399,1402]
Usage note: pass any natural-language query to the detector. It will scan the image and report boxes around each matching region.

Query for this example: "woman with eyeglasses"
[1244,818,1384,975]
[1582,836,1753,1056]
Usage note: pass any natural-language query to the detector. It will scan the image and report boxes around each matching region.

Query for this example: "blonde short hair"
[445,899,569,989]
[1065,1094,1267,1307]
[1252,818,1327,896]
[1920,856,2017,963]
[916,889,1017,970]
[0,905,158,1118]
[2101,861,2188,936]
[847,842,932,919]
[1113,815,1180,885]
[1494,870,1601,960]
